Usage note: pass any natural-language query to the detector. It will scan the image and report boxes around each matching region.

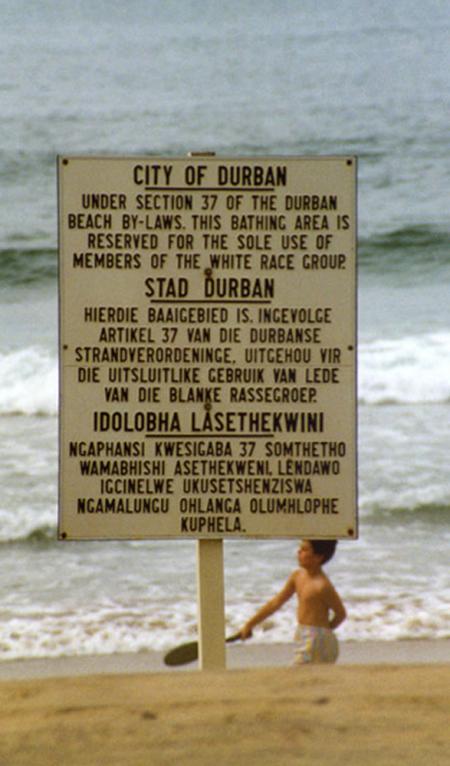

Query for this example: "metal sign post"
[196,539,226,669]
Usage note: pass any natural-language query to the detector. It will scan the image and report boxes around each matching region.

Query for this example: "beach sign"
[58,155,357,541]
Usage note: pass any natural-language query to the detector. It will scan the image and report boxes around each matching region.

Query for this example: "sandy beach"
[1,642,449,766]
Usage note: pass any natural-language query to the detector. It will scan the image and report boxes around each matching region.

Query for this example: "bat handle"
[225,632,241,644]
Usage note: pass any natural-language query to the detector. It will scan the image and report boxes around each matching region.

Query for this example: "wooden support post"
[196,539,226,670]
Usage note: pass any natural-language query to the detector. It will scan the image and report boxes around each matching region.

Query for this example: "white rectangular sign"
[58,156,357,540]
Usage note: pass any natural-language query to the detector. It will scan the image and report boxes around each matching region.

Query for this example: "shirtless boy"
[239,540,346,664]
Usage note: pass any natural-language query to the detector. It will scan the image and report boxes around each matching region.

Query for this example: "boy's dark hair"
[310,539,337,564]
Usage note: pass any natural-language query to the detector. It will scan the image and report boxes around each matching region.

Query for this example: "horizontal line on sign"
[145,433,274,439]
[151,300,273,304]
[144,187,275,192]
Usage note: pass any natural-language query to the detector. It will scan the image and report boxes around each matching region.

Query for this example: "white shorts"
[293,625,339,665]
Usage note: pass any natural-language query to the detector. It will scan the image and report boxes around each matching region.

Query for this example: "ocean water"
[1,0,449,660]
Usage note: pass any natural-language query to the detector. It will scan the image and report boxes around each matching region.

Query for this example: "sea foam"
[358,331,450,405]
[0,347,58,416]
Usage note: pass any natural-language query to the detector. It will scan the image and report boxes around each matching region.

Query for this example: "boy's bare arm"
[324,581,347,629]
[240,572,297,639]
